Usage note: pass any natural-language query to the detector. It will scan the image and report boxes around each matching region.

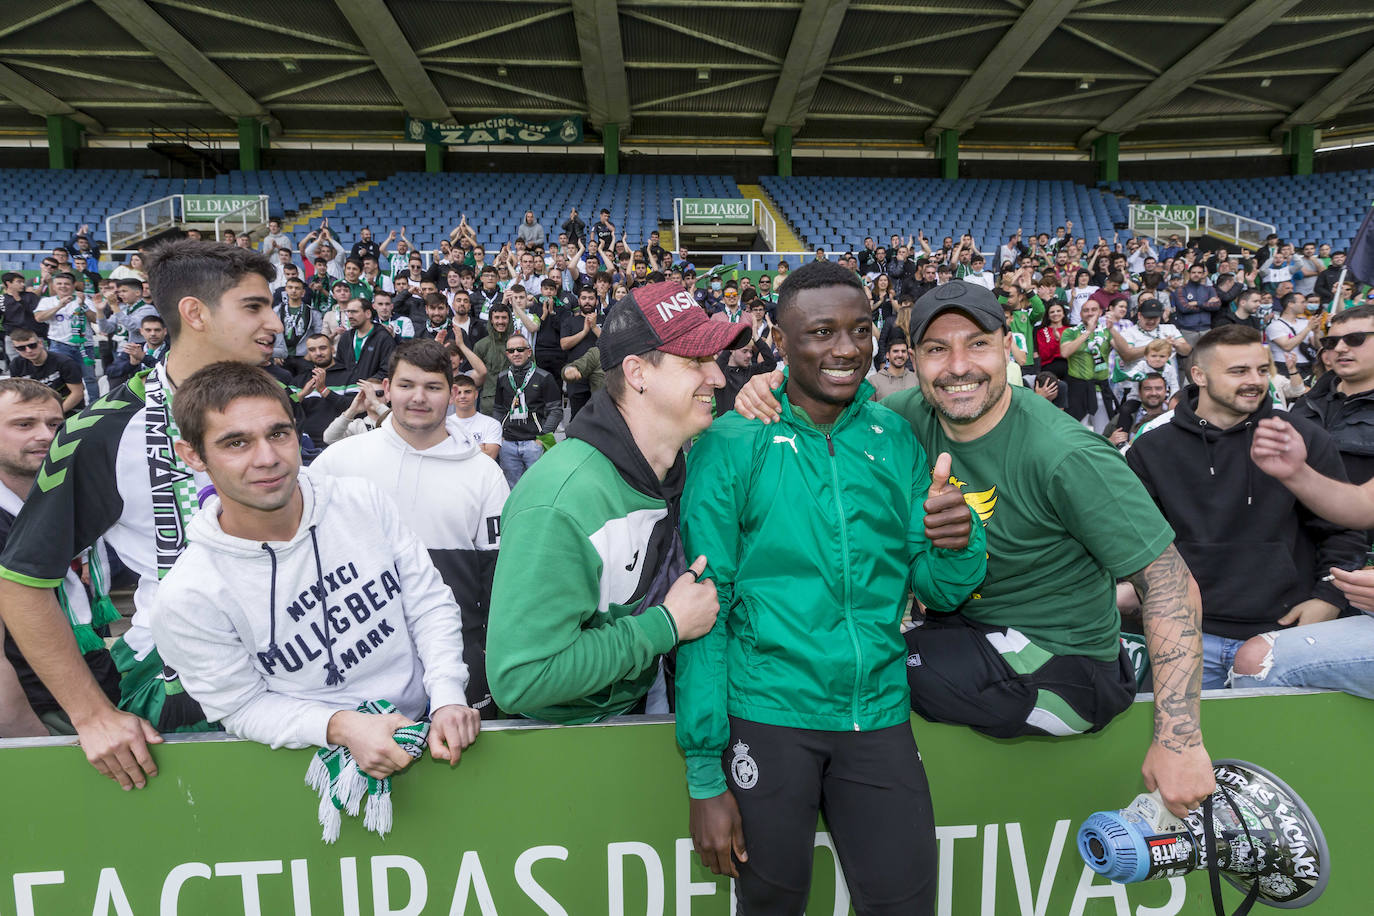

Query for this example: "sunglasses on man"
[1320,331,1373,350]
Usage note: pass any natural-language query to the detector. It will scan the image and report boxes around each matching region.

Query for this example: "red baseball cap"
[599,281,750,369]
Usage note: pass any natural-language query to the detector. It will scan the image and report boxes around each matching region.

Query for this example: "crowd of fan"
[4,213,1373,485]
[3,205,1374,742]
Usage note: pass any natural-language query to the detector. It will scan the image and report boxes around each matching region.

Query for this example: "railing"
[0,249,141,273]
[213,195,271,241]
[1129,203,1279,253]
[686,250,812,271]
[754,199,777,250]
[1127,205,1191,246]
[672,198,775,255]
[1201,205,1278,253]
[104,195,183,252]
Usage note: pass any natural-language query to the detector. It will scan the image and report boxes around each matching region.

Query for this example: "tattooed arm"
[1127,543,1215,817]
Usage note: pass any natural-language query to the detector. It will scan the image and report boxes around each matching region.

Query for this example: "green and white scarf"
[305,699,429,844]
[144,368,200,580]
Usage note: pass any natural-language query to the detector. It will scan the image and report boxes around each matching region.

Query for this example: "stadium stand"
[0,169,365,270]
[1111,171,1374,251]
[323,172,739,250]
[761,170,1374,255]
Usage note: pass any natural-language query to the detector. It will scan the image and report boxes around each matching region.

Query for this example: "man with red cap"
[487,282,752,723]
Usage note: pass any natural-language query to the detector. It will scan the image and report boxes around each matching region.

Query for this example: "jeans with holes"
[1201,632,1246,690]
[1229,615,1374,699]
[498,438,542,489]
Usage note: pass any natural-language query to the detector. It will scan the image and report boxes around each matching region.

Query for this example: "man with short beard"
[1106,372,1169,448]
[732,280,1218,820]
[1128,325,1365,690]
[870,340,919,401]
[312,340,509,718]
[472,304,519,415]
[450,290,487,347]
[293,332,354,443]
[336,298,396,382]
[560,286,602,418]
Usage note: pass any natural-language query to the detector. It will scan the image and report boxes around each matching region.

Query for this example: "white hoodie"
[309,415,508,710]
[150,472,468,750]
[309,415,507,557]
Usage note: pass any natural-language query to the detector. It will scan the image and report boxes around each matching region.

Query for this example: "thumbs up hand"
[924,452,973,550]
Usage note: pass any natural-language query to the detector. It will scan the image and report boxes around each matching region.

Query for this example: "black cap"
[910,280,1006,343]
[1137,301,1164,318]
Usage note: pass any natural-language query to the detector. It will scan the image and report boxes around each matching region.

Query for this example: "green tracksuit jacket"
[487,398,682,724]
[676,377,987,798]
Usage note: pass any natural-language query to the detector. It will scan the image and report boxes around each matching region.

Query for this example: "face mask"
[711,281,722,292]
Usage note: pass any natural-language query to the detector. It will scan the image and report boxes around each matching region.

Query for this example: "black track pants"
[724,717,936,915]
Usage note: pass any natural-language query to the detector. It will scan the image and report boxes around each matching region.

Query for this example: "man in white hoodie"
[151,362,479,775]
[311,339,508,716]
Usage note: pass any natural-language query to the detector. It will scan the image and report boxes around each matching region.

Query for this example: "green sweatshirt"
[487,438,679,723]
[676,376,987,798]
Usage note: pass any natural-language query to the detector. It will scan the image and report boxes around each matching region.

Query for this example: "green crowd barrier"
[1,689,1364,914]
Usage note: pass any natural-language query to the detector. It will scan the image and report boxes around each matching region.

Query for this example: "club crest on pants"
[730,740,758,790]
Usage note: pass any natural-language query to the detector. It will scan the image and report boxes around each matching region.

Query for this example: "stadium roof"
[1,0,1373,152]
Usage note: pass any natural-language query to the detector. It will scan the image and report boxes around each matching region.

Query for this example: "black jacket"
[1126,388,1367,639]
[494,364,563,441]
[1290,372,1374,485]
[335,324,397,382]
[1,290,46,337]
[292,363,354,442]
[1314,264,1347,302]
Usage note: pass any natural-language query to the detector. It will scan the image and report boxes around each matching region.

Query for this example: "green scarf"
[305,699,430,843]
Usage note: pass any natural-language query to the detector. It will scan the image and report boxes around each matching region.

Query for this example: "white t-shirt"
[449,411,502,451]
[1069,285,1100,323]
[1266,315,1312,366]
[36,297,89,345]
[1114,321,1184,383]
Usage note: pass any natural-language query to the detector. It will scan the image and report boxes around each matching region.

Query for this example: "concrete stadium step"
[283,178,380,232]
[738,182,806,251]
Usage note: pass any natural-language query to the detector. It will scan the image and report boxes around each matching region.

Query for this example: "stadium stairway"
[738,182,806,252]
[284,177,380,233]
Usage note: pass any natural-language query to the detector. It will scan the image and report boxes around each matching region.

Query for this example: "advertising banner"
[406,116,584,147]
[681,198,754,225]
[182,195,265,220]
[1,691,1363,914]
[1132,204,1200,229]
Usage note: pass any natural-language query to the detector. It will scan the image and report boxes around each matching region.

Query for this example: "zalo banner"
[2,691,1366,913]
[183,195,266,220]
[1133,204,1200,230]
[406,116,583,147]
[681,199,754,225]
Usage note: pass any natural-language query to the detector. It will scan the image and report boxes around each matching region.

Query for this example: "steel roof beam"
[762,0,850,137]
[1079,0,1303,146]
[1272,41,1374,139]
[924,0,1078,142]
[0,64,102,133]
[571,0,631,130]
[91,0,269,123]
[332,0,450,121]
